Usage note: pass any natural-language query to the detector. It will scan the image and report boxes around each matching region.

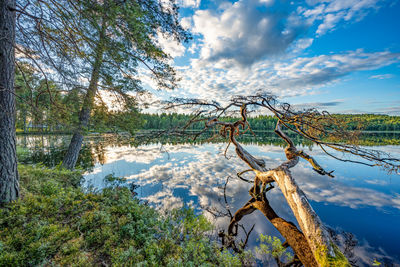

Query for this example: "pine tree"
[0,0,19,203]
[17,0,190,169]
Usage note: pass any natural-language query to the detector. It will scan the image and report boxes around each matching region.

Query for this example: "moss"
[0,165,245,266]
[315,243,350,267]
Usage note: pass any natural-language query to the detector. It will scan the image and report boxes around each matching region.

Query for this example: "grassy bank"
[0,165,242,266]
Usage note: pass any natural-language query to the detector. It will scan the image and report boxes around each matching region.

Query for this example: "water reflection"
[17,135,103,170]
[17,134,400,266]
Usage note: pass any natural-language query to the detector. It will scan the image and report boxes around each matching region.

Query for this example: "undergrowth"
[0,165,242,266]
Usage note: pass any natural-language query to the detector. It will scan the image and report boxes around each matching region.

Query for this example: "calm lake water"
[17,134,400,266]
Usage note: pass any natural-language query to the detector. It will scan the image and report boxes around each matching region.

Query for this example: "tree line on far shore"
[140,113,400,132]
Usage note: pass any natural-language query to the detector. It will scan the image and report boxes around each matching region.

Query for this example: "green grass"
[0,165,242,266]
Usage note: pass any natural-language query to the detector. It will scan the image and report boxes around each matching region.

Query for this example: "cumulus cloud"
[299,0,384,35]
[270,49,400,87]
[157,32,186,58]
[137,0,398,114]
[290,38,314,53]
[179,0,201,8]
[191,0,307,66]
[179,16,193,30]
[171,49,400,103]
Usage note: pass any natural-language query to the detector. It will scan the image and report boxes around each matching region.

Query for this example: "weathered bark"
[257,123,340,266]
[0,0,19,204]
[253,198,319,267]
[62,19,106,170]
[227,196,318,266]
[208,107,348,266]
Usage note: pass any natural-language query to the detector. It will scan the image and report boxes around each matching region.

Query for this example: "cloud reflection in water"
[84,143,400,266]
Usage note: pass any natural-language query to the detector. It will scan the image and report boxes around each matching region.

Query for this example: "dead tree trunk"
[206,106,348,266]
[254,122,345,266]
[0,0,19,204]
[254,197,319,266]
[227,194,318,266]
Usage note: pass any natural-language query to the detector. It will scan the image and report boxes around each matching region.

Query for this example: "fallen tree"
[164,93,399,267]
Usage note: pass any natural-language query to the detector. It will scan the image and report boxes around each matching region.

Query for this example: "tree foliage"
[16,0,190,103]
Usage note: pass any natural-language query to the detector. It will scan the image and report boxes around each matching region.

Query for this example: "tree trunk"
[0,0,19,204]
[253,198,319,266]
[23,110,27,133]
[228,196,318,266]
[208,112,348,266]
[62,20,106,170]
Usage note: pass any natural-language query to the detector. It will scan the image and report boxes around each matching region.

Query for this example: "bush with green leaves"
[255,234,293,265]
[0,165,243,266]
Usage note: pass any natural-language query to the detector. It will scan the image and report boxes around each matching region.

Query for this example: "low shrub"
[0,165,241,266]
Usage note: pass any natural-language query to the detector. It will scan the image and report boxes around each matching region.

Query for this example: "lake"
[17,133,400,266]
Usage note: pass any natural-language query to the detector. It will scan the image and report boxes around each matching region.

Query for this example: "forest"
[140,113,400,132]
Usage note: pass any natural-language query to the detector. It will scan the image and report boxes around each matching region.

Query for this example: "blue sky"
[145,0,400,115]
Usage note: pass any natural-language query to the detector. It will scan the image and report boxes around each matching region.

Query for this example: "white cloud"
[142,0,399,115]
[188,42,198,54]
[218,1,232,10]
[157,32,186,58]
[369,74,394,79]
[179,0,201,8]
[300,0,384,35]
[180,16,193,30]
[290,38,314,53]
[171,49,400,104]
[192,0,306,66]
[316,11,345,35]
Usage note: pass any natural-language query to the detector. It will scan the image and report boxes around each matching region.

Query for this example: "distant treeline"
[141,113,400,132]
[17,111,400,135]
